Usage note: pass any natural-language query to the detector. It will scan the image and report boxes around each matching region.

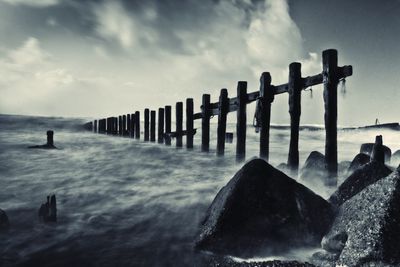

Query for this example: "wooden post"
[287,62,302,173]
[236,81,247,161]
[127,114,131,136]
[118,116,122,136]
[122,115,127,136]
[106,118,110,134]
[186,98,194,149]
[94,120,97,133]
[217,89,229,156]
[165,106,172,146]
[144,109,149,141]
[158,108,164,144]
[323,49,338,184]
[150,110,156,142]
[135,111,140,139]
[371,135,384,164]
[130,114,135,138]
[259,72,274,160]
[113,117,118,135]
[201,94,211,152]
[176,102,183,147]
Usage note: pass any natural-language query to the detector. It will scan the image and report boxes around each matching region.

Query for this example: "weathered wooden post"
[113,117,118,135]
[186,98,194,149]
[144,109,149,141]
[106,118,110,134]
[150,110,156,142]
[158,108,164,144]
[118,116,122,136]
[94,120,97,133]
[236,81,247,161]
[135,111,140,139]
[130,114,135,138]
[371,135,384,164]
[165,105,172,146]
[287,62,302,173]
[259,72,274,160]
[323,49,339,184]
[122,115,127,136]
[201,94,211,152]
[217,89,229,156]
[127,114,131,136]
[176,102,183,147]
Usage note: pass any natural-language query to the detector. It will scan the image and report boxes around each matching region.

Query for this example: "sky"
[0,0,399,126]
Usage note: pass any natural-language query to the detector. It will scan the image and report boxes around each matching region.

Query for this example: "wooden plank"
[217,89,228,156]
[176,102,183,147]
[186,98,194,149]
[144,109,149,141]
[323,49,338,185]
[259,72,274,160]
[165,105,172,145]
[236,81,247,162]
[287,62,302,173]
[201,94,211,152]
[158,108,164,144]
[150,110,156,142]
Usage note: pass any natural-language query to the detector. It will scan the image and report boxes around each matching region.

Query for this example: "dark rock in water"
[300,151,329,186]
[348,153,370,172]
[302,151,325,172]
[329,161,392,207]
[195,158,334,257]
[311,250,339,267]
[360,142,391,163]
[38,195,57,222]
[315,167,400,267]
[0,209,10,230]
[208,257,316,267]
[28,130,57,149]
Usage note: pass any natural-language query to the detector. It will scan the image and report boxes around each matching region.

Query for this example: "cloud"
[0,0,60,7]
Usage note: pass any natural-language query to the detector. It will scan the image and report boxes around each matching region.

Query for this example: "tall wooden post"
[94,120,98,133]
[135,111,140,139]
[186,98,194,149]
[165,106,172,146]
[323,49,338,184]
[127,114,131,136]
[118,116,122,136]
[236,81,247,161]
[150,110,156,142]
[176,102,183,147]
[259,72,274,160]
[122,115,127,136]
[106,118,110,134]
[201,94,211,152]
[217,89,229,156]
[130,114,135,138]
[144,109,149,141]
[287,62,302,173]
[158,108,164,144]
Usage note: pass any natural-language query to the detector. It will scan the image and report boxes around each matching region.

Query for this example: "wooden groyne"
[84,49,353,183]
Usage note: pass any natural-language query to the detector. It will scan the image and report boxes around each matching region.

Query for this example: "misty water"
[0,114,399,266]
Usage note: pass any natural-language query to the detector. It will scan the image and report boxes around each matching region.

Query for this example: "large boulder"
[195,159,334,257]
[360,143,391,163]
[0,209,10,230]
[329,161,392,207]
[313,167,400,267]
[348,153,370,173]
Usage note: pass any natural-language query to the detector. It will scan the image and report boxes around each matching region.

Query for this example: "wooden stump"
[176,102,183,147]
[150,110,156,142]
[135,111,140,139]
[186,98,194,149]
[158,108,164,144]
[144,109,149,141]
[165,106,172,146]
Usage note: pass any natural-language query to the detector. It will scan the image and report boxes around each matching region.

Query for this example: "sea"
[0,114,399,266]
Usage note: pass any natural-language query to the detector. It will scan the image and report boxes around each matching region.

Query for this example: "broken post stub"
[38,195,57,223]
[29,130,57,149]
[371,135,384,164]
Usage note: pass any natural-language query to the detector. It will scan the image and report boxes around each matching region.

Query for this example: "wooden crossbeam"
[164,129,197,138]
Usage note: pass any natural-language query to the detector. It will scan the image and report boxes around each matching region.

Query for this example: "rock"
[311,250,338,267]
[300,151,332,188]
[316,167,400,267]
[302,151,325,172]
[0,209,10,230]
[38,195,57,222]
[329,161,392,207]
[348,153,370,172]
[195,158,334,257]
[360,142,391,163]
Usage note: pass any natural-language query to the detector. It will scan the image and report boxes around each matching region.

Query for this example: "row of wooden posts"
[85,49,353,183]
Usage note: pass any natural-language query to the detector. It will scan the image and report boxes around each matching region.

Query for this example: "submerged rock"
[315,167,400,267]
[329,161,392,207]
[348,153,370,173]
[195,159,334,257]
[0,209,10,230]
